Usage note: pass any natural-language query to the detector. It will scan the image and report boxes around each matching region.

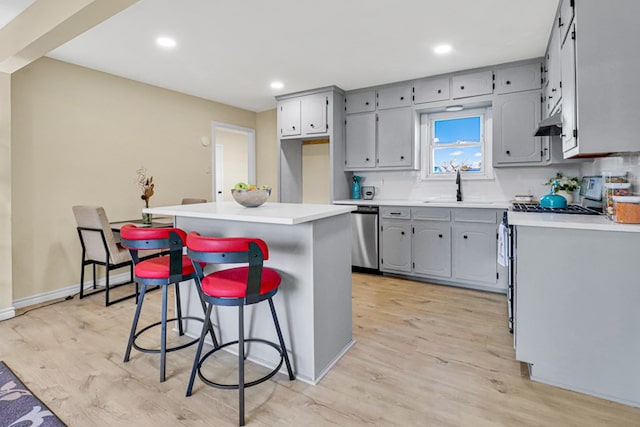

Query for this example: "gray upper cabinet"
[560,22,577,154]
[377,85,412,110]
[279,99,301,137]
[346,91,376,114]
[543,24,561,117]
[345,112,376,169]
[493,90,544,165]
[559,0,640,158]
[278,93,328,139]
[494,63,541,95]
[452,71,494,99]
[301,93,328,135]
[558,0,575,45]
[377,107,413,167]
[413,77,450,104]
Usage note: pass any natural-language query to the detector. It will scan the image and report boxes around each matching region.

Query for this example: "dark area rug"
[0,361,66,427]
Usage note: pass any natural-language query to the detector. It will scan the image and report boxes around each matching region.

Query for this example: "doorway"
[211,122,255,202]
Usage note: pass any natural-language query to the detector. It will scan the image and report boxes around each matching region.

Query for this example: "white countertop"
[334,199,510,209]
[144,202,356,225]
[508,211,640,232]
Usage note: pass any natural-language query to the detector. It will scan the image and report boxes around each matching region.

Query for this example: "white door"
[212,122,256,202]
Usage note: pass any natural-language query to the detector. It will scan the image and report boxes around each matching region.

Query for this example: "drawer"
[452,208,500,223]
[380,207,411,219]
[346,91,376,114]
[412,207,451,221]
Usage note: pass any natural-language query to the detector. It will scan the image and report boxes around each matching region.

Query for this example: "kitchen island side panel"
[312,213,353,377]
[175,214,353,384]
[514,225,640,407]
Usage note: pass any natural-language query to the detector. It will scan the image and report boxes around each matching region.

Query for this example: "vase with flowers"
[544,172,579,203]
[137,167,154,224]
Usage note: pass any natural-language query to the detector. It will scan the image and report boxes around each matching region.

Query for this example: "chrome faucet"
[456,169,462,202]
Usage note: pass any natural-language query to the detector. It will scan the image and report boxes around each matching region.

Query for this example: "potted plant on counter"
[545,172,579,203]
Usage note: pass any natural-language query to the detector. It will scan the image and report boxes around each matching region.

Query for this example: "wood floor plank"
[1,273,639,426]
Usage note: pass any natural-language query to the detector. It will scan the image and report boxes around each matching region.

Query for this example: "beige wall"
[11,57,260,299]
[0,72,13,316]
[302,142,331,204]
[255,109,278,201]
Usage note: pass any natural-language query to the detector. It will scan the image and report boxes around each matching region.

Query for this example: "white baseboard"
[12,272,131,309]
[0,306,16,321]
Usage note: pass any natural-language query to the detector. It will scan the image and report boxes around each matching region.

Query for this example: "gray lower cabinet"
[379,218,412,273]
[452,222,497,285]
[412,220,451,278]
[380,206,505,292]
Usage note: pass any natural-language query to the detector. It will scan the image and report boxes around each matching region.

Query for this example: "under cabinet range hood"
[534,112,562,136]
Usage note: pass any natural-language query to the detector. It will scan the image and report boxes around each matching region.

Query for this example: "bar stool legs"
[186,297,295,426]
[124,282,217,382]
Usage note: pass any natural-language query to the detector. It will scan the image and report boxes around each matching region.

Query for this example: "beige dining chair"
[72,205,138,306]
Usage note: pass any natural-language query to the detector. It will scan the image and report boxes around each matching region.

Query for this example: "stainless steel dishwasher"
[351,205,379,272]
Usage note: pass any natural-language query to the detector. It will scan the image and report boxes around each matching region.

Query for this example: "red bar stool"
[120,225,218,382]
[185,232,295,426]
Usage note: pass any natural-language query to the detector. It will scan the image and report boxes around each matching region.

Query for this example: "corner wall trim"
[0,306,16,321]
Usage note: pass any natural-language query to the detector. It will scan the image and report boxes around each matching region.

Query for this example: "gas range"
[511,203,602,215]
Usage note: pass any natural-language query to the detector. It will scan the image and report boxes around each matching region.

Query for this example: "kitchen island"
[144,202,356,384]
[508,211,640,408]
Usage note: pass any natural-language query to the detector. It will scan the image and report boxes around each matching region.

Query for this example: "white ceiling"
[0,0,35,29]
[45,0,559,112]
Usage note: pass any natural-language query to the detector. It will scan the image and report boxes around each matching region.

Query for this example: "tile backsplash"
[355,164,584,202]
[582,155,640,194]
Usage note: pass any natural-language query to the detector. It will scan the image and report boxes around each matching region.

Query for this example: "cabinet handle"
[463,235,468,239]
[506,80,511,85]
[292,125,296,130]
[551,88,557,92]
[365,157,370,161]
[438,234,443,238]
[549,95,553,99]
[401,231,405,235]
[400,96,404,100]
[437,89,442,94]
[310,123,315,128]
[460,85,465,90]
[389,212,402,215]
[506,150,511,155]
[400,155,404,160]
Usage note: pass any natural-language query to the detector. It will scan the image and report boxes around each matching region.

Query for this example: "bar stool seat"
[120,225,217,382]
[185,232,295,426]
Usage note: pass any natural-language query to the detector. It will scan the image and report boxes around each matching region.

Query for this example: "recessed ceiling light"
[434,44,452,54]
[270,81,284,90]
[156,37,176,48]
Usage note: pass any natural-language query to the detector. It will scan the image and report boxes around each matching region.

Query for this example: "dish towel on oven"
[497,222,508,267]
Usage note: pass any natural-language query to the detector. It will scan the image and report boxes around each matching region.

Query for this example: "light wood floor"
[2,273,639,426]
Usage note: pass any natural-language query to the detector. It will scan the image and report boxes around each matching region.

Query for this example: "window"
[420,108,493,180]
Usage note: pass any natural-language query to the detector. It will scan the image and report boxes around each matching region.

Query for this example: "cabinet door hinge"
[570,0,574,7]
[412,227,415,234]
[573,129,578,138]
[326,123,329,131]
[381,258,384,265]
[345,119,347,125]
[326,97,329,105]
[492,82,495,90]
[497,272,499,279]
[571,30,576,40]
[380,225,383,232]
[412,262,415,269]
